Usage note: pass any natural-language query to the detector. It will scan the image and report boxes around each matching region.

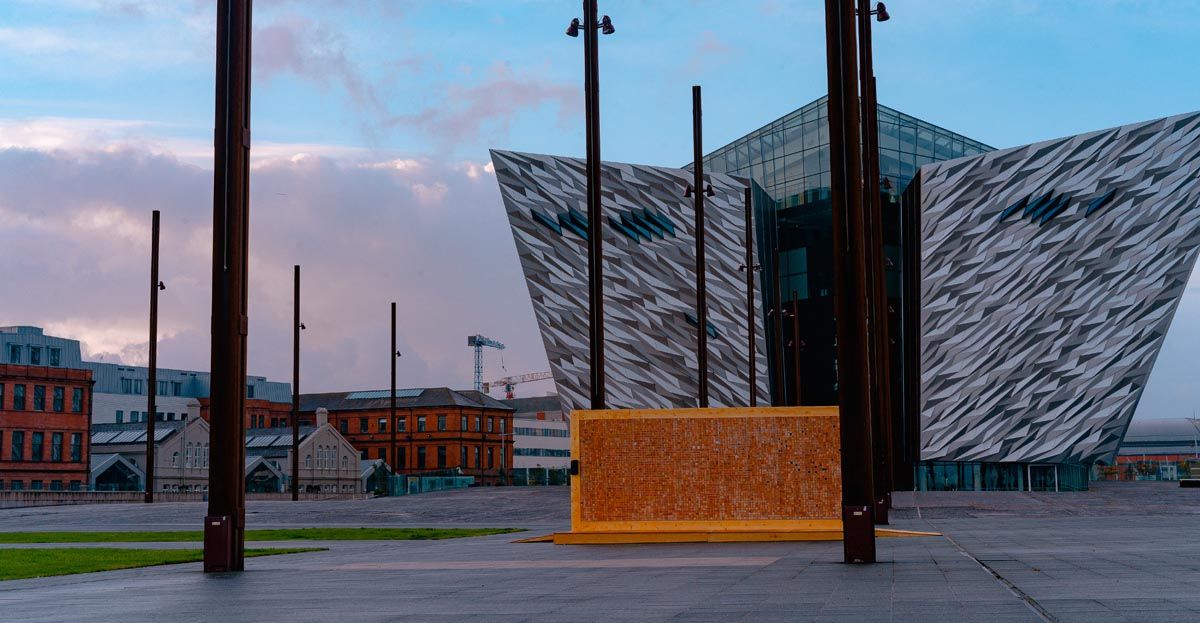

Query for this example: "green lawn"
[0,527,523,544]
[0,547,324,581]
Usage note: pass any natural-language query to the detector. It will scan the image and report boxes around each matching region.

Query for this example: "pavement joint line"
[917,499,1057,623]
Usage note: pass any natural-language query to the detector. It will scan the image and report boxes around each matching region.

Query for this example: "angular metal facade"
[491,150,770,411]
[918,111,1200,464]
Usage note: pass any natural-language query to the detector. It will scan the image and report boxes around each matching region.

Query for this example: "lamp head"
[705,184,716,197]
[876,2,890,21]
[684,184,694,198]
[157,281,166,291]
[299,322,306,330]
[599,15,615,35]
[566,18,581,37]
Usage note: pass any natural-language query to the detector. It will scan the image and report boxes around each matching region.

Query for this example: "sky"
[0,0,1198,417]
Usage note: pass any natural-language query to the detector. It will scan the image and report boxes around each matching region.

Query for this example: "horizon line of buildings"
[0,325,569,493]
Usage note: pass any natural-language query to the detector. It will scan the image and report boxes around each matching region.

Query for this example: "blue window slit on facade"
[997,188,1119,226]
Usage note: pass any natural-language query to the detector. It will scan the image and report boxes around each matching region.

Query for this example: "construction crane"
[467,334,505,391]
[483,371,553,399]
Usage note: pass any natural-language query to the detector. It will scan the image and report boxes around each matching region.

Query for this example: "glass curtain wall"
[702,95,992,407]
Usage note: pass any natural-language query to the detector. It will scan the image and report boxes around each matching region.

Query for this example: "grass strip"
[0,547,324,581]
[0,527,523,544]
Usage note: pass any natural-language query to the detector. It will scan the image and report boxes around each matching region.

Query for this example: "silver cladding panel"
[919,112,1200,464]
[491,150,770,411]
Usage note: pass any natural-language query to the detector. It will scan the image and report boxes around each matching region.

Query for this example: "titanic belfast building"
[493,95,1200,492]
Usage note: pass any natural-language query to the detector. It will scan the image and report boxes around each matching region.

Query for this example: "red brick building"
[299,388,514,485]
[197,397,293,429]
[0,364,93,491]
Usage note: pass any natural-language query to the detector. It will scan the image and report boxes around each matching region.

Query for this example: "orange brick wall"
[573,407,841,529]
[0,364,93,490]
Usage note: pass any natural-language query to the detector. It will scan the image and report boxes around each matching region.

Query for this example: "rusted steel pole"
[825,0,877,563]
[205,0,252,573]
[145,209,160,504]
[692,85,709,408]
[291,265,299,501]
[857,0,894,524]
[391,302,398,488]
[583,0,606,409]
[771,249,785,406]
[744,187,757,407]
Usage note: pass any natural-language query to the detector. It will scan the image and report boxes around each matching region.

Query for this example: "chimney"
[316,407,329,427]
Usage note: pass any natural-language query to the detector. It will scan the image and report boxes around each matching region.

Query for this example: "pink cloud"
[388,61,580,148]
[0,144,546,395]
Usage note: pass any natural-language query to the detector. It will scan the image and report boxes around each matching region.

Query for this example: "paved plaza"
[0,482,1196,622]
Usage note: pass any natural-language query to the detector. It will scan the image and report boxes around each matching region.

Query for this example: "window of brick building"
[378,418,388,433]
[377,447,387,462]
[417,416,426,432]
[437,446,446,468]
[10,431,23,461]
[31,432,44,462]
[29,347,41,366]
[49,348,61,366]
[417,446,426,469]
[339,419,348,434]
[437,415,446,432]
[487,446,494,469]
[398,447,406,469]
[460,415,467,431]
[51,432,63,462]
[487,417,494,433]
[8,344,20,363]
[13,384,24,410]
[33,385,45,411]
[53,387,64,412]
[72,388,83,412]
[396,417,406,432]
[0,383,4,409]
[474,416,481,432]
[50,480,63,491]
[460,446,467,468]
[31,480,43,491]
[474,446,480,468]
[359,418,368,433]
[70,433,81,462]
[69,481,81,491]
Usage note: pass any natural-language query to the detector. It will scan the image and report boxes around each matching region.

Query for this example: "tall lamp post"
[567,0,615,410]
[686,85,714,408]
[857,0,894,526]
[391,302,400,492]
[205,0,252,573]
[291,265,303,501]
[145,210,164,503]
[824,0,877,564]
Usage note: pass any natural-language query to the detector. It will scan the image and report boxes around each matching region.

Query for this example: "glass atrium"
[701,95,1008,490]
